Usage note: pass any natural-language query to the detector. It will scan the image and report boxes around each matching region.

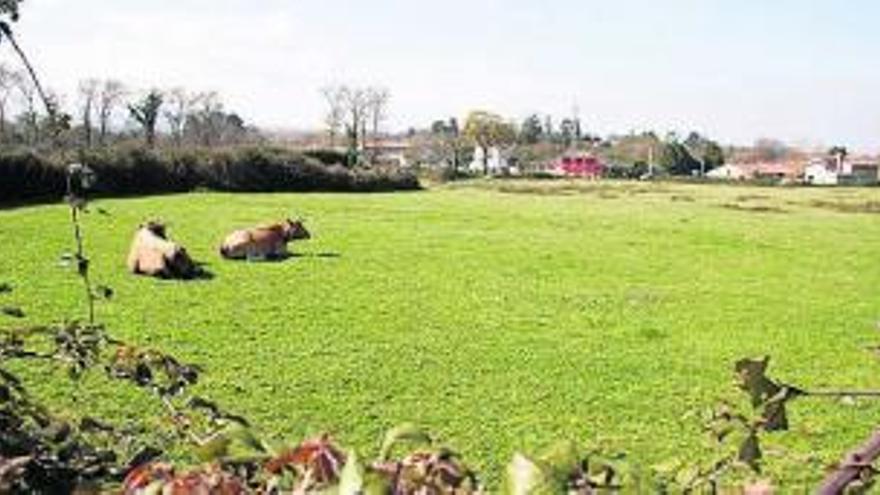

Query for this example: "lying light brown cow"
[219,219,310,260]
[126,221,198,279]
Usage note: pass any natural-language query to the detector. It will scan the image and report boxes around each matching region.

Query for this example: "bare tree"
[0,63,15,142]
[320,85,345,149]
[187,91,224,147]
[365,86,390,164]
[366,87,389,142]
[163,87,196,147]
[97,79,126,145]
[340,86,368,166]
[13,70,37,146]
[77,78,99,147]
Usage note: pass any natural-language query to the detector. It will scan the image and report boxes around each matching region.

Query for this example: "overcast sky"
[6,0,880,151]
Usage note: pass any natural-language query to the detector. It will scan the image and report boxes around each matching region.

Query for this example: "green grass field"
[2,180,880,488]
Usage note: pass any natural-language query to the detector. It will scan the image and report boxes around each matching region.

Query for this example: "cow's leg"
[273,242,289,259]
[246,245,265,262]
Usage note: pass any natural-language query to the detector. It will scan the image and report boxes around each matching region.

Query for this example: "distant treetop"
[0,0,21,21]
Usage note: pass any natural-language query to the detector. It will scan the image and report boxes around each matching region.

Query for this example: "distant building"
[561,155,604,178]
[708,162,802,182]
[545,154,605,179]
[363,139,411,168]
[468,146,514,175]
[804,160,838,185]
[803,156,879,186]
[848,160,880,184]
[707,164,748,180]
[742,162,803,181]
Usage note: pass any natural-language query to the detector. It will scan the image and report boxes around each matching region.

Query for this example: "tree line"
[0,65,260,151]
[393,109,728,177]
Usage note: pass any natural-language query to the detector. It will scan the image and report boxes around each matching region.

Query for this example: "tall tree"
[519,114,543,144]
[0,64,15,142]
[463,110,516,175]
[163,87,196,147]
[682,131,725,174]
[340,86,368,166]
[13,70,38,146]
[660,141,700,176]
[320,85,345,148]
[430,117,466,175]
[366,86,390,164]
[97,79,125,145]
[543,115,554,142]
[128,89,163,147]
[560,118,577,148]
[186,91,225,147]
[828,145,848,172]
[77,78,99,147]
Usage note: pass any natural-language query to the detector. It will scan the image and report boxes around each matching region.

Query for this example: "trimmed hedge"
[0,146,420,203]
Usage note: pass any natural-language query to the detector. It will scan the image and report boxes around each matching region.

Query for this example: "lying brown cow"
[219,219,311,260]
[126,221,199,279]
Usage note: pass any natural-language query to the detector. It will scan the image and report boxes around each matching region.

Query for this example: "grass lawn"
[2,180,880,489]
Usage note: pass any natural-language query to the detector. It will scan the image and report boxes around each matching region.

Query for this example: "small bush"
[0,146,420,203]
[303,148,347,166]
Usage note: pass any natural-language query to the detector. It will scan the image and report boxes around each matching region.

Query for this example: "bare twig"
[0,21,53,117]
[66,171,95,325]
[818,428,880,494]
[807,390,880,399]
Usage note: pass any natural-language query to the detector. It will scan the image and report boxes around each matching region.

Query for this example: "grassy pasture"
[2,180,880,488]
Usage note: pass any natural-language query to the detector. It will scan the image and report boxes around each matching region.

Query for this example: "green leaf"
[195,424,264,462]
[502,453,559,495]
[195,433,232,463]
[537,439,581,483]
[362,469,393,495]
[338,450,364,495]
[737,432,762,472]
[378,424,431,461]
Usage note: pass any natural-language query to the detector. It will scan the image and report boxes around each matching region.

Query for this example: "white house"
[804,161,838,185]
[363,140,411,168]
[468,146,513,175]
[706,164,748,180]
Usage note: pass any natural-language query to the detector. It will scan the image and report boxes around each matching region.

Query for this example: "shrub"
[303,148,347,167]
[0,146,420,203]
[0,150,66,202]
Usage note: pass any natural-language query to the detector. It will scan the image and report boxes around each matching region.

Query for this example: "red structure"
[557,155,605,178]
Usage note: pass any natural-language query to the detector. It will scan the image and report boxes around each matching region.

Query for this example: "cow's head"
[142,220,167,239]
[283,218,311,241]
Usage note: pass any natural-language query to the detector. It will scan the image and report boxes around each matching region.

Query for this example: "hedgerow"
[0,146,420,203]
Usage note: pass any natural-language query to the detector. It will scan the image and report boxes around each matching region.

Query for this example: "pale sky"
[6,0,880,151]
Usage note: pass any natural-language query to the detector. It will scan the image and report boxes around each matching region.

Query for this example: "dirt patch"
[495,184,602,196]
[720,203,788,214]
[809,200,880,214]
[735,194,771,202]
